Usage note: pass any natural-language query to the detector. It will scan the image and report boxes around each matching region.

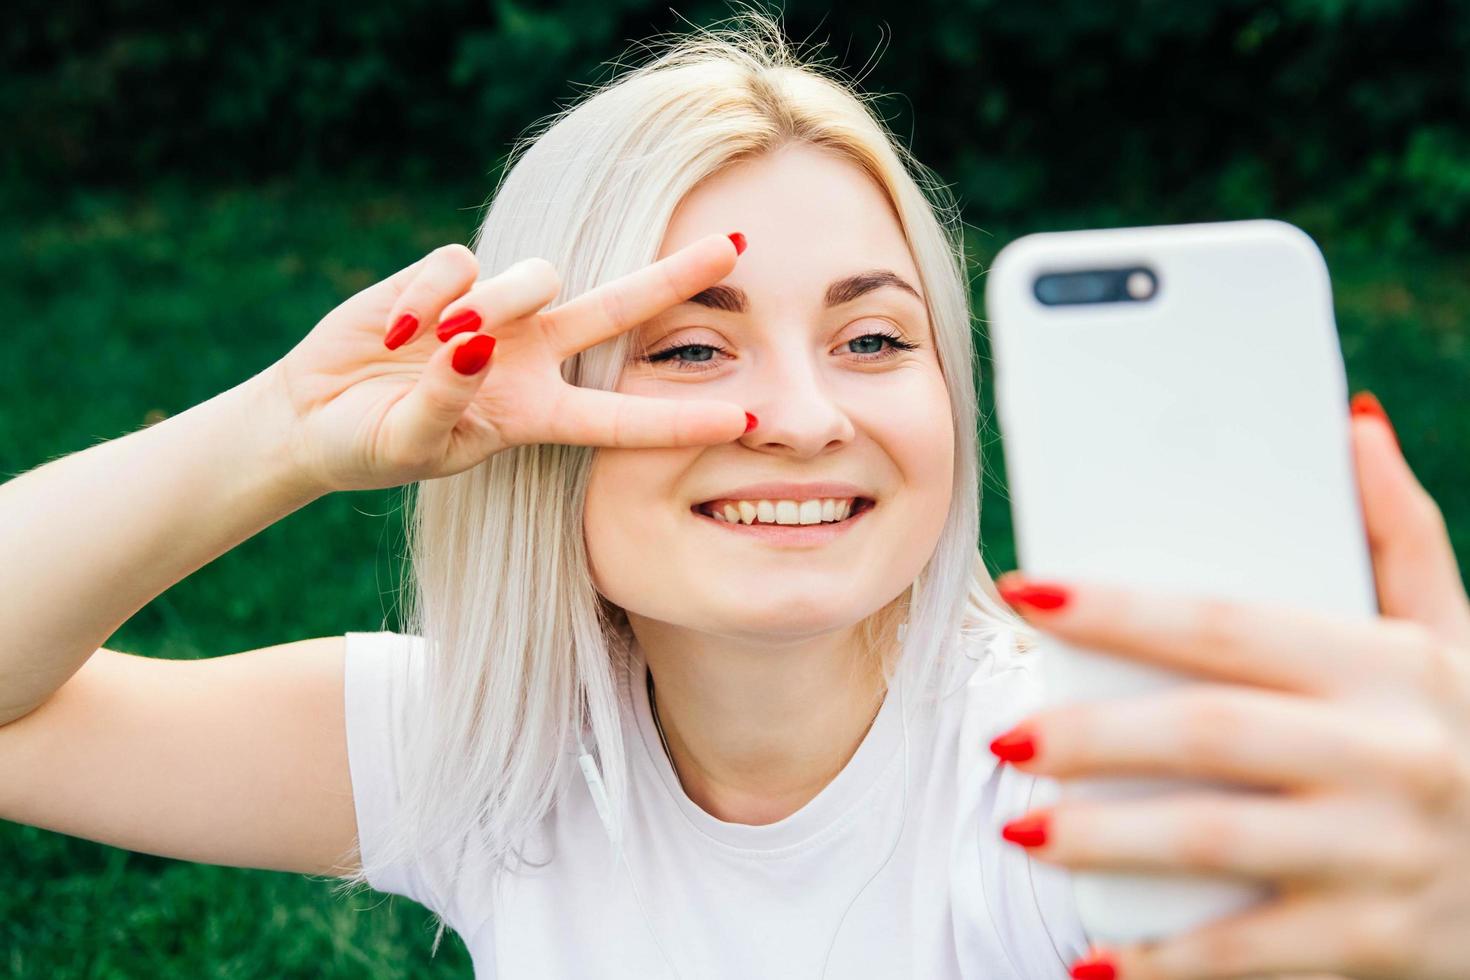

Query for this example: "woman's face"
[585,142,955,640]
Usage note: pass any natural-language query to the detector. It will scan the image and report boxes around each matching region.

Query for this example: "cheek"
[582,448,691,608]
[584,499,656,614]
[869,370,956,498]
[895,408,957,567]
[908,429,957,530]
[582,456,635,602]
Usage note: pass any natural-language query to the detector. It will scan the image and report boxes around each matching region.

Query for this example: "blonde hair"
[331,6,1031,951]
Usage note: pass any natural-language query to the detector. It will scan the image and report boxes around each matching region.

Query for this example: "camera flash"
[1125,270,1156,300]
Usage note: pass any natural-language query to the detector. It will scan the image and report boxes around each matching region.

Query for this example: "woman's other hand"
[991,396,1470,980]
[261,232,752,494]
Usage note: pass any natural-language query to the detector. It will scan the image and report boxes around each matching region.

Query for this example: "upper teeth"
[703,498,858,525]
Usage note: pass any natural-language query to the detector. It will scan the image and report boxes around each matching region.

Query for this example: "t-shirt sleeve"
[950,631,1093,977]
[342,630,440,909]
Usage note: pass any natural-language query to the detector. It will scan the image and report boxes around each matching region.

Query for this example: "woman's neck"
[630,614,889,825]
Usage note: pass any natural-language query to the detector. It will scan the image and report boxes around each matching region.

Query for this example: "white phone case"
[985,220,1378,943]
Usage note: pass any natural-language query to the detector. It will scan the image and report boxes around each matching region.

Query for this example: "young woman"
[4,15,1469,980]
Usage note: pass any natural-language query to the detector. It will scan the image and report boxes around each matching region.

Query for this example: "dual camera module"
[1033,266,1158,306]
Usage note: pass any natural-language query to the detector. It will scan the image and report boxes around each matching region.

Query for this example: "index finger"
[992,573,1430,700]
[538,385,749,449]
[539,231,744,358]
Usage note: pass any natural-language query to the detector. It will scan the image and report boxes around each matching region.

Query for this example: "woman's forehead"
[657,144,915,273]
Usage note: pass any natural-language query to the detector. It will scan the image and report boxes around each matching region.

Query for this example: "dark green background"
[4,1,1467,975]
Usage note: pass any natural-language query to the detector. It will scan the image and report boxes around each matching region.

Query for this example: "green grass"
[2,179,1466,976]
[1,179,482,978]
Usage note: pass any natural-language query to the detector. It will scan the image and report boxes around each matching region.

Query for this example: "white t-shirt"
[344,628,1092,978]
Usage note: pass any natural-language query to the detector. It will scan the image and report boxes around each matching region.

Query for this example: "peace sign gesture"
[262,232,753,494]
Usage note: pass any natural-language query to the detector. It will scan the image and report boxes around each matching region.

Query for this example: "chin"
[690,598,880,640]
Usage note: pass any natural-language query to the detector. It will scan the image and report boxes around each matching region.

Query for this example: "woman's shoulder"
[344,629,426,655]
[342,630,430,693]
[946,621,1044,701]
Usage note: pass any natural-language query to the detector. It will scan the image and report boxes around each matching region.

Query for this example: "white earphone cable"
[577,733,686,978]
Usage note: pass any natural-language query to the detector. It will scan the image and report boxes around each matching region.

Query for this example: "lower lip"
[689,501,874,545]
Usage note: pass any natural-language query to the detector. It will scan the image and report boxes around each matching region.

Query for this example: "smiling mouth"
[691,497,878,526]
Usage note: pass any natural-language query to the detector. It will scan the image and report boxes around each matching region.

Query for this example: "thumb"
[381,331,497,467]
[1350,391,1470,644]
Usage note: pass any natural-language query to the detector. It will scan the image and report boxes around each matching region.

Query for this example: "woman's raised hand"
[263,232,751,494]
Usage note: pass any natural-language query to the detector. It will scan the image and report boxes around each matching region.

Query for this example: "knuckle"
[1395,724,1464,811]
[598,282,632,333]
[1184,920,1251,975]
[656,259,684,307]
[1188,597,1252,664]
[1378,824,1439,885]
[1172,802,1237,870]
[1409,486,1450,537]
[1422,639,1464,709]
[1343,900,1413,974]
[1174,690,1241,773]
[1396,621,1461,708]
[1380,615,1434,650]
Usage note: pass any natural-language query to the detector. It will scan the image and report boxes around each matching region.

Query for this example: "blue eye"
[642,329,919,373]
[646,343,727,368]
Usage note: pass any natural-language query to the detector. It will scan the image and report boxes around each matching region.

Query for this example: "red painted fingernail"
[1001,813,1048,848]
[451,334,496,375]
[728,232,747,255]
[1350,390,1400,452]
[437,309,483,342]
[1070,953,1118,980]
[989,728,1037,763]
[744,411,758,433]
[998,578,1070,611]
[385,312,418,350]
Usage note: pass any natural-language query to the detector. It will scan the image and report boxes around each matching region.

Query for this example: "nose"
[737,340,856,457]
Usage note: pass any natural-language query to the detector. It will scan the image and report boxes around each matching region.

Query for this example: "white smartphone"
[985,220,1379,944]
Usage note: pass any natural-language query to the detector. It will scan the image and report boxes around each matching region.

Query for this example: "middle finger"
[994,683,1457,804]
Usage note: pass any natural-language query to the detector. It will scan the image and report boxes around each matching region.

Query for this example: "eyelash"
[642,328,920,372]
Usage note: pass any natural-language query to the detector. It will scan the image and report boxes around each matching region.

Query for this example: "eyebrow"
[680,269,925,313]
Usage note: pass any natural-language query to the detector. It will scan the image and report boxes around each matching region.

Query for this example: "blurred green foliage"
[6,0,1470,246]
[3,1,1468,976]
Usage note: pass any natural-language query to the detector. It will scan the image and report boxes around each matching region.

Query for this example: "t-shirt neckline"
[625,640,904,853]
